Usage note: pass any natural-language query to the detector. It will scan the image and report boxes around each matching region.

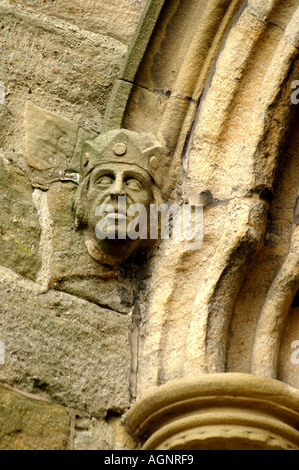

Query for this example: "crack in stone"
[119,78,197,103]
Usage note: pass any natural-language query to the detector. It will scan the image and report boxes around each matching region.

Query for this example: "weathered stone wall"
[1,0,299,451]
[0,0,146,450]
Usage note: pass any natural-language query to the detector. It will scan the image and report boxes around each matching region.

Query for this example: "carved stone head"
[74,129,164,261]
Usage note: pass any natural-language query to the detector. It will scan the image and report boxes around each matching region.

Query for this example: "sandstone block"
[0,385,70,450]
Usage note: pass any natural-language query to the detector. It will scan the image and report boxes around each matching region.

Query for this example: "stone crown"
[80,129,164,187]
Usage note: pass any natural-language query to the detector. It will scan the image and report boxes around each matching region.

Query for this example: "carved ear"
[143,133,165,161]
[143,145,163,160]
[80,147,102,179]
[81,152,90,168]
[143,145,164,188]
[73,176,90,227]
[80,150,92,177]
[150,156,159,171]
[152,183,164,205]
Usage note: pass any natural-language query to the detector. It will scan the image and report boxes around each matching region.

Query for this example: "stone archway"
[109,0,299,450]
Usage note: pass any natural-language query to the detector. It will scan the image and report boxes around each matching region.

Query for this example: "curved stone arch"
[251,224,299,378]
[102,0,245,199]
[249,6,299,379]
[93,0,299,393]
[181,2,299,376]
[134,0,299,391]
[248,5,299,379]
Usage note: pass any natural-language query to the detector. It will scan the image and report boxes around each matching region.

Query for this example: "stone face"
[23,105,136,311]
[0,151,41,280]
[0,385,70,450]
[46,181,134,313]
[74,129,165,261]
[1,0,299,452]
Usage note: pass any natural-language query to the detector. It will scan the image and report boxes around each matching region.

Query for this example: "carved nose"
[109,177,125,198]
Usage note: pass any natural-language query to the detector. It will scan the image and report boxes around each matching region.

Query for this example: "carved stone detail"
[125,373,299,450]
[74,129,164,260]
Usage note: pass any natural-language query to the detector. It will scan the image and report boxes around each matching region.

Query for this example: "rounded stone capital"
[125,373,299,450]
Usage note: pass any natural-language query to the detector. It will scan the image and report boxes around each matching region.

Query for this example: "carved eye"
[125,179,142,190]
[96,175,114,187]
